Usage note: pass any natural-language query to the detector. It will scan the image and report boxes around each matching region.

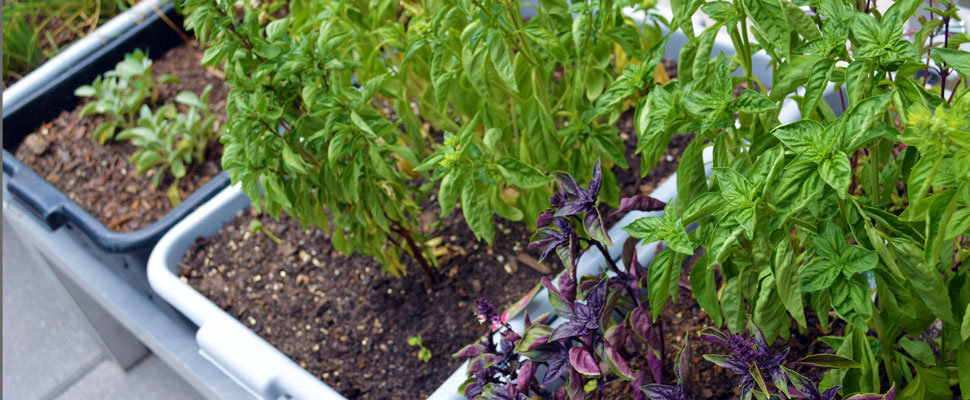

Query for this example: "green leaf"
[774,238,807,327]
[958,344,970,399]
[892,238,956,324]
[487,30,518,92]
[483,128,502,152]
[841,246,878,275]
[701,1,735,22]
[898,337,936,366]
[963,303,970,341]
[349,111,377,139]
[931,47,970,78]
[175,91,206,109]
[734,89,777,113]
[800,259,840,292]
[797,354,863,369]
[515,323,553,354]
[819,152,851,196]
[281,144,310,174]
[622,216,666,244]
[945,207,970,241]
[439,171,463,216]
[496,157,551,189]
[772,120,823,154]
[851,13,881,46]
[74,85,96,97]
[830,274,872,329]
[676,139,709,216]
[648,249,681,320]
[689,254,723,327]
[681,192,723,226]
[722,276,745,333]
[783,0,821,40]
[166,183,182,207]
[92,120,120,144]
[742,0,790,60]
[462,179,495,245]
[572,13,590,57]
[845,60,872,107]
[801,58,835,117]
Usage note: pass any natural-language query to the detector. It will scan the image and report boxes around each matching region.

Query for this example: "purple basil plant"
[699,320,897,400]
[457,161,671,399]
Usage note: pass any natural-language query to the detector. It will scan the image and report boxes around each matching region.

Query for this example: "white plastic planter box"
[147,4,815,399]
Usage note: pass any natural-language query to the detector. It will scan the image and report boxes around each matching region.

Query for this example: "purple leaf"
[785,367,822,400]
[610,195,667,219]
[537,210,555,229]
[747,319,769,351]
[820,386,842,400]
[630,306,654,343]
[641,384,681,400]
[703,354,750,374]
[453,344,487,359]
[885,383,897,400]
[589,160,603,199]
[518,361,537,393]
[698,327,729,345]
[556,199,592,216]
[584,208,613,247]
[543,346,571,386]
[568,368,586,400]
[648,349,663,385]
[550,320,588,341]
[542,277,576,320]
[604,338,634,379]
[586,279,608,315]
[569,346,601,376]
[553,172,581,197]
[558,273,577,304]
[633,370,647,400]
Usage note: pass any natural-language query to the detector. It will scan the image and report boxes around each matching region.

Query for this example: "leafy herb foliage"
[631,0,970,396]
[75,50,219,206]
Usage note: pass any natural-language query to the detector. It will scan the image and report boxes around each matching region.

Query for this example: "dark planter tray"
[1,1,230,311]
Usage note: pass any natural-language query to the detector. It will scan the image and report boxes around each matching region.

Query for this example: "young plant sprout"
[249,220,281,245]
[407,334,433,363]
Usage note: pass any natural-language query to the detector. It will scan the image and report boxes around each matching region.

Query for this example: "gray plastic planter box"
[2,0,230,317]
[146,4,816,399]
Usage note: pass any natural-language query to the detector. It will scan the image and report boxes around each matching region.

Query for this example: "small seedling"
[249,220,282,244]
[75,49,180,143]
[407,334,432,363]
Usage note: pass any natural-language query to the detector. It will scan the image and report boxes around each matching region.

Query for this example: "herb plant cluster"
[75,49,221,205]
[180,0,670,281]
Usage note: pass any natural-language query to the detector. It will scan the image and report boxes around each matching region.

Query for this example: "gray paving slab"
[55,356,205,400]
[3,220,204,400]
[3,220,105,400]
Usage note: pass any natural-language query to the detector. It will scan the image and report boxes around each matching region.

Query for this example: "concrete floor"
[3,220,204,400]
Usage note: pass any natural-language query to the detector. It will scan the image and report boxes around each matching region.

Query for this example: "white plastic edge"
[147,185,345,400]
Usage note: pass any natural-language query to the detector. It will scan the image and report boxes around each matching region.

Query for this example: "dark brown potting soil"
[182,206,555,399]
[15,42,228,232]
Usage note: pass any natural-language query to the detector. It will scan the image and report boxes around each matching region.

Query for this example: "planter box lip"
[1,0,231,252]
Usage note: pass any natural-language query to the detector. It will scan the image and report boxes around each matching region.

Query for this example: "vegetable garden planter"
[2,0,230,313]
[144,3,828,398]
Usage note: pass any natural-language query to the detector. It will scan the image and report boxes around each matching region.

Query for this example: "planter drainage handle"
[196,313,346,400]
[5,153,69,229]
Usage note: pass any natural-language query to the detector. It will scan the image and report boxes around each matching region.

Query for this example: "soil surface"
[182,206,554,399]
[15,42,228,232]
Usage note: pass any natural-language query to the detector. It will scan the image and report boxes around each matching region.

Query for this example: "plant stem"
[391,222,439,283]
[872,302,900,385]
